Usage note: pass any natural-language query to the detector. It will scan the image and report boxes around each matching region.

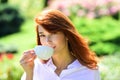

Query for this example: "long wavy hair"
[35,9,98,69]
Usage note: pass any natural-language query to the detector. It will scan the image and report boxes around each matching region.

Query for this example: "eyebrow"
[38,32,43,34]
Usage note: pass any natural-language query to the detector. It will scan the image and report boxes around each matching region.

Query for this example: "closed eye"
[39,34,45,37]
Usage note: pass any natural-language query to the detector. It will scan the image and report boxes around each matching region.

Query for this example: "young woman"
[20,9,101,80]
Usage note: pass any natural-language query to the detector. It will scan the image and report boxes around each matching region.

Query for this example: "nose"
[45,36,52,43]
[44,36,52,46]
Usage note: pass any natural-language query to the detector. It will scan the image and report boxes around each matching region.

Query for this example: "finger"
[19,49,36,65]
[20,56,36,65]
[20,54,35,63]
[23,49,35,54]
[20,53,36,65]
[22,50,35,59]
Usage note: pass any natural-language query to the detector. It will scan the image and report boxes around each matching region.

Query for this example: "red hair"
[35,9,98,69]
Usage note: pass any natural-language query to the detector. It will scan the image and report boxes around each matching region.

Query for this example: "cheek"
[39,38,46,45]
[53,36,67,47]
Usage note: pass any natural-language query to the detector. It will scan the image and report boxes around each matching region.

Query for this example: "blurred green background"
[0,0,120,80]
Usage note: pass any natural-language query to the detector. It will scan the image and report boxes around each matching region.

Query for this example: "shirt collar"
[46,58,82,70]
[67,59,82,68]
[46,58,57,70]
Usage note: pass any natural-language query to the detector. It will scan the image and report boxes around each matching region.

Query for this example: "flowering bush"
[47,0,120,19]
[46,0,120,56]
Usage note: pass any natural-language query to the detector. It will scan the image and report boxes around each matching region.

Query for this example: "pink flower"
[77,10,85,17]
[109,6,119,14]
[86,11,96,19]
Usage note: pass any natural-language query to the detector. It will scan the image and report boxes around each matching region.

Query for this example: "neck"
[52,50,75,70]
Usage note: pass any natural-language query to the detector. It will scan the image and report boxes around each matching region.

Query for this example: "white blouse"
[21,58,101,80]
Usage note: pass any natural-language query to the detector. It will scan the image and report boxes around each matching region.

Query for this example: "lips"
[52,46,56,49]
[48,46,56,49]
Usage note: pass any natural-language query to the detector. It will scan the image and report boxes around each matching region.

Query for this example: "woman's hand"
[20,49,36,74]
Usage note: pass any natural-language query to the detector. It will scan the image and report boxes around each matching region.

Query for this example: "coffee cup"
[34,45,54,60]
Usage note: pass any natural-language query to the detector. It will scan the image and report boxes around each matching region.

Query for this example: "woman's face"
[38,25,68,54]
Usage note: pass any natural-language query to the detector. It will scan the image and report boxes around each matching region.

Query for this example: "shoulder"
[80,66,101,80]
[73,60,101,80]
[83,68,100,80]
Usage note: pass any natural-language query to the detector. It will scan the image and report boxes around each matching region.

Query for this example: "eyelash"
[39,32,58,38]
[39,35,45,37]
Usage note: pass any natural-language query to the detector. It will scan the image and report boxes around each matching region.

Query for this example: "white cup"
[34,45,54,60]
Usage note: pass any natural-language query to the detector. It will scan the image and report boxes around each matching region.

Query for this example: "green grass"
[0,19,36,55]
